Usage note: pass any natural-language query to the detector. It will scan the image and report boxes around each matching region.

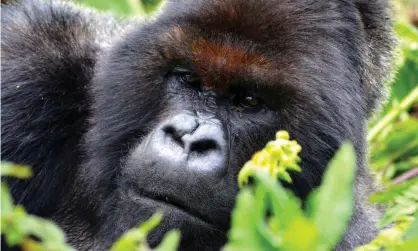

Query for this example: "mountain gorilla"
[1,0,394,250]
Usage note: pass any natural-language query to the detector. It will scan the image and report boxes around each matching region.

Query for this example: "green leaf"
[111,212,164,251]
[141,0,163,13]
[308,142,356,250]
[395,239,418,251]
[369,178,418,203]
[279,217,319,251]
[390,22,418,105]
[224,186,278,251]
[1,162,32,179]
[404,213,418,241]
[77,0,162,16]
[226,171,322,251]
[154,230,181,251]
[378,204,417,228]
[391,59,418,102]
[2,206,28,246]
[255,173,305,234]
[395,22,418,48]
[1,183,14,214]
[78,0,135,16]
[370,118,418,171]
[24,215,69,245]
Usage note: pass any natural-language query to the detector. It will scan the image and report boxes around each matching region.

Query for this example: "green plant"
[1,162,180,251]
[77,0,163,16]
[358,13,418,251]
[110,212,180,251]
[1,162,74,251]
[1,132,358,251]
[225,133,357,251]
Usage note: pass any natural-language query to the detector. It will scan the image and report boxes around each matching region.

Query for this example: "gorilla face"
[90,39,283,248]
[75,0,372,249]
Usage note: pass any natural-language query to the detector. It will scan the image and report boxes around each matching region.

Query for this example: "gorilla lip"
[128,189,224,231]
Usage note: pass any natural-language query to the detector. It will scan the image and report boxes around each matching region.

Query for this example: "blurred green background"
[78,0,163,15]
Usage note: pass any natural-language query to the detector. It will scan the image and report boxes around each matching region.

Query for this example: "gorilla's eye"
[180,74,200,85]
[172,66,200,88]
[243,95,260,107]
[232,91,264,109]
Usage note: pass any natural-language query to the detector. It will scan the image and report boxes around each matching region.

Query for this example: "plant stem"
[368,85,418,143]
[392,168,418,184]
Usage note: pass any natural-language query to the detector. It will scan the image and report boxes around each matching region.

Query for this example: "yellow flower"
[238,130,302,188]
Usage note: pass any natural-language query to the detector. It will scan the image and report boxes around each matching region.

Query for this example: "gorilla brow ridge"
[191,39,271,93]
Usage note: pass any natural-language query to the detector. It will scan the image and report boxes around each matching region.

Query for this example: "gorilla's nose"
[161,114,199,147]
[160,114,226,174]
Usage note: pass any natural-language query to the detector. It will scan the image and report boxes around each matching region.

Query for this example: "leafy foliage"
[1,136,358,251]
[238,131,302,187]
[225,141,357,251]
[1,162,74,251]
[1,162,180,251]
[357,10,418,251]
[110,212,180,251]
[77,0,163,16]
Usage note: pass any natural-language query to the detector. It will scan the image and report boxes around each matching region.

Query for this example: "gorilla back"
[1,0,394,250]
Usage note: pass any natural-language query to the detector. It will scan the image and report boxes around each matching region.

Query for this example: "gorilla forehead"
[108,0,364,96]
[164,0,359,40]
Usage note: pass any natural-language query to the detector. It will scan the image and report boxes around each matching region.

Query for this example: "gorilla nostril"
[189,139,218,154]
[163,125,175,135]
[162,125,184,148]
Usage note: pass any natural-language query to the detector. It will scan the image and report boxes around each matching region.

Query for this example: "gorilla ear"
[354,0,396,116]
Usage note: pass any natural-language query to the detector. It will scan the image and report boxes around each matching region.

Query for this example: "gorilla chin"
[111,190,227,250]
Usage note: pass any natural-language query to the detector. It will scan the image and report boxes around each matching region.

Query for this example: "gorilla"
[1,0,395,250]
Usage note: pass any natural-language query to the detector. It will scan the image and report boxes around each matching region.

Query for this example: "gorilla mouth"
[129,189,225,232]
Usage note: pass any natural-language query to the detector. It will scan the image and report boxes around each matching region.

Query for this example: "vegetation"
[1,0,418,250]
[1,163,74,251]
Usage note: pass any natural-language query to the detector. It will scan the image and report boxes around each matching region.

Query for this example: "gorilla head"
[1,0,394,250]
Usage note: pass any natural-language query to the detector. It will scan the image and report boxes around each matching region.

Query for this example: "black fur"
[1,0,395,250]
